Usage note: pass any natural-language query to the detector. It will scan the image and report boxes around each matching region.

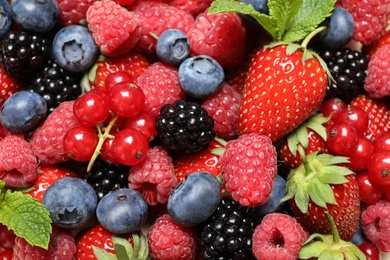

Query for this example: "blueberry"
[42,177,98,230]
[0,91,47,134]
[167,171,221,227]
[11,0,59,33]
[52,25,99,73]
[238,0,269,14]
[96,188,148,234]
[351,222,368,246]
[178,55,225,99]
[156,29,190,66]
[318,7,354,50]
[255,174,286,217]
[0,0,12,38]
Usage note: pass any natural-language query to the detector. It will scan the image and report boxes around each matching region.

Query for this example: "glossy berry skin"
[326,122,358,155]
[96,188,148,234]
[373,132,390,151]
[320,97,348,118]
[63,125,99,162]
[333,106,369,137]
[123,112,157,141]
[11,0,59,33]
[367,150,390,186]
[42,177,98,230]
[0,91,47,134]
[347,137,374,171]
[356,171,385,205]
[105,71,133,92]
[358,242,380,260]
[0,0,12,38]
[73,90,109,127]
[52,25,99,73]
[167,171,221,227]
[178,55,224,99]
[108,82,145,118]
[156,29,190,66]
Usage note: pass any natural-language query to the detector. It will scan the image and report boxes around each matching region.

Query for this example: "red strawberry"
[238,44,328,143]
[26,165,79,203]
[0,65,23,107]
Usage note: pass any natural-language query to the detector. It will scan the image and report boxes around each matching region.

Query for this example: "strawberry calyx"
[281,146,352,214]
[298,212,367,259]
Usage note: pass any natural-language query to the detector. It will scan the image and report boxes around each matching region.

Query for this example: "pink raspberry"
[0,223,16,249]
[147,214,196,260]
[30,101,81,165]
[361,198,390,252]
[364,43,390,98]
[55,0,95,26]
[129,146,177,206]
[166,0,213,16]
[129,0,194,53]
[186,8,246,69]
[201,82,242,140]
[136,62,186,118]
[0,134,37,188]
[220,133,277,207]
[341,0,390,45]
[86,0,141,57]
[252,213,309,260]
[13,226,77,259]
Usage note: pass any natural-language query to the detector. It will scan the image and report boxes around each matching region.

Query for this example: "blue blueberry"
[52,25,99,73]
[0,91,47,134]
[178,55,225,99]
[167,171,221,227]
[0,0,12,38]
[318,7,355,50]
[255,174,286,217]
[156,29,190,66]
[42,177,98,230]
[96,188,148,234]
[351,222,368,246]
[11,0,59,33]
[238,0,269,14]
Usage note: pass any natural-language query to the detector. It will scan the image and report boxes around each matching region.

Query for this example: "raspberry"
[130,1,194,53]
[13,226,77,259]
[186,8,246,69]
[147,214,196,260]
[56,0,95,26]
[136,62,185,118]
[252,213,309,260]
[201,82,242,140]
[0,134,37,188]
[30,101,81,165]
[166,0,213,16]
[341,0,390,45]
[0,223,16,249]
[364,43,390,98]
[220,133,277,207]
[86,0,141,57]
[361,198,390,252]
[129,146,177,205]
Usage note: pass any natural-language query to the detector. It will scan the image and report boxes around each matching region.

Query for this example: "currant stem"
[86,113,119,172]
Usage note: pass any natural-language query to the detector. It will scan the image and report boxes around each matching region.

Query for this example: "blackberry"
[82,158,130,201]
[0,30,50,78]
[28,59,82,114]
[319,48,369,103]
[199,198,258,260]
[155,100,216,155]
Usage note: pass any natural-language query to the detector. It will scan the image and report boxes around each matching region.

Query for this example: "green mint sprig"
[0,180,52,249]
[209,0,337,43]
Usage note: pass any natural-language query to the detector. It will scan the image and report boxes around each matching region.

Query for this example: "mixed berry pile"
[0,0,390,259]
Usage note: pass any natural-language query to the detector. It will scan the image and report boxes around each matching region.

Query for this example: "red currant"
[64,125,99,162]
[124,112,157,141]
[73,90,110,127]
[111,128,149,166]
[105,71,132,92]
[100,133,119,164]
[333,106,369,137]
[373,132,390,152]
[358,242,380,260]
[108,82,145,118]
[347,137,374,171]
[356,171,385,205]
[326,122,358,155]
[367,150,390,186]
[320,97,348,118]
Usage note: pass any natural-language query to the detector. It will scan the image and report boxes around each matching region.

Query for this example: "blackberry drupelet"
[82,158,130,201]
[199,198,258,260]
[0,30,50,78]
[155,99,216,155]
[319,48,369,103]
[28,59,82,114]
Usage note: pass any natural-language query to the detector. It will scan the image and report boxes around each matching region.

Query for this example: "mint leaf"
[93,246,117,260]
[0,181,52,249]
[208,0,279,40]
[268,0,303,39]
[282,0,337,42]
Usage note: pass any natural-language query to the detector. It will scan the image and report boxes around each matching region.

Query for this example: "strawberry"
[0,65,23,107]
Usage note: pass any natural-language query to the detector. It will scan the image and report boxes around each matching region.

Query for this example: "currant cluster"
[63,72,157,170]
[320,98,390,204]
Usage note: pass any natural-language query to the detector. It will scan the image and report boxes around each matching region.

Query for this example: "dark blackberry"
[82,158,130,201]
[0,30,50,78]
[199,198,258,260]
[28,59,82,114]
[155,99,216,155]
[319,47,369,103]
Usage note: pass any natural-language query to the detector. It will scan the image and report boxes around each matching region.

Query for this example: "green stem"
[325,211,341,245]
[301,26,326,48]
